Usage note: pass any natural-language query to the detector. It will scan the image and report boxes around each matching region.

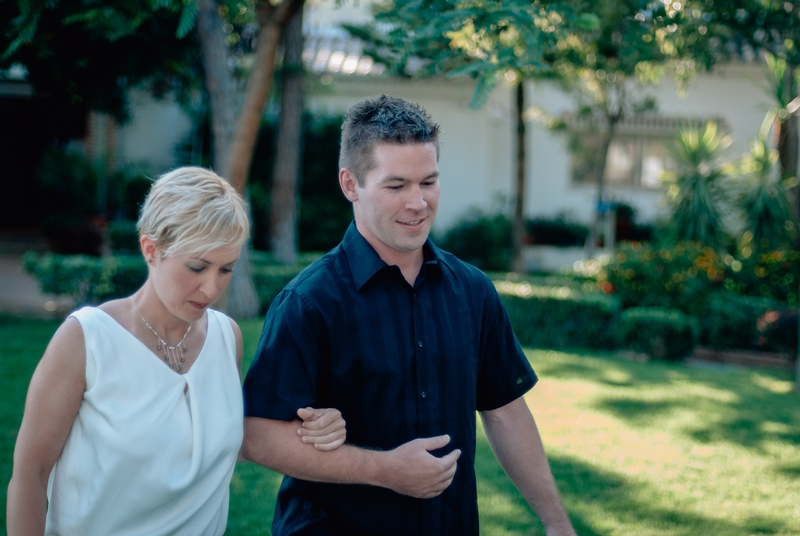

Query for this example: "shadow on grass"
[476,433,791,535]
[532,349,800,453]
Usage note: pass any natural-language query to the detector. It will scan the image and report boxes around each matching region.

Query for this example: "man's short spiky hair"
[339,94,441,186]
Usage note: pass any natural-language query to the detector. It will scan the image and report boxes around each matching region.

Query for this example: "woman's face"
[149,244,241,322]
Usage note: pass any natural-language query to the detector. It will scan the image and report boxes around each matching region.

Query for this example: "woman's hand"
[295,408,346,451]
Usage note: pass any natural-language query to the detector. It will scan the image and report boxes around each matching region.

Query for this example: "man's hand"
[382,435,461,499]
[296,407,347,451]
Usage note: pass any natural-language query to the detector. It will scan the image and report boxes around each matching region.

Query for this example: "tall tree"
[270,7,304,265]
[350,0,702,262]
[347,0,579,271]
[190,0,305,316]
[675,0,800,214]
[544,0,683,258]
[4,0,308,317]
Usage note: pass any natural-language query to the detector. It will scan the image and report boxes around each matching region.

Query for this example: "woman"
[7,167,346,535]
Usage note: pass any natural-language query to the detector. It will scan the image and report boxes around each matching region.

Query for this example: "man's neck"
[357,227,424,286]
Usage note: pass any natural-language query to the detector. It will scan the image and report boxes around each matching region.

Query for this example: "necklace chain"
[130,297,192,374]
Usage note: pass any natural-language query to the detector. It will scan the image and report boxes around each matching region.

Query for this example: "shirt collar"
[342,221,458,291]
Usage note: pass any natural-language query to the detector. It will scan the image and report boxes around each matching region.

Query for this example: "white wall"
[115,5,775,233]
[306,76,514,232]
[524,62,772,225]
[116,90,194,175]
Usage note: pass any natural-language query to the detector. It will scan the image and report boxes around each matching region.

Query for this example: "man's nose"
[405,186,427,211]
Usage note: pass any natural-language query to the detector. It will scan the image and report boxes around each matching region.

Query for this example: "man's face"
[346,142,440,261]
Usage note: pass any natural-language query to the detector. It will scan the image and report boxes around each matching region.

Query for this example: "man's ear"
[339,168,359,203]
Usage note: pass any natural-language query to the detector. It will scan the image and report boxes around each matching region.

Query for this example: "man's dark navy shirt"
[243,222,537,536]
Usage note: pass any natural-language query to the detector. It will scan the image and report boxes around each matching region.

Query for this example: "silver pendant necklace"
[130,297,192,374]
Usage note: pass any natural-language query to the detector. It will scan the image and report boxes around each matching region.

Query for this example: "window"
[567,115,725,190]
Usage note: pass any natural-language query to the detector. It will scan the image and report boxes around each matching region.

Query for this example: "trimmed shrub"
[252,263,307,312]
[526,217,588,247]
[620,307,699,362]
[107,220,140,254]
[704,293,785,351]
[441,210,512,271]
[495,279,620,350]
[23,252,146,305]
[722,249,800,306]
[23,250,319,313]
[599,242,726,318]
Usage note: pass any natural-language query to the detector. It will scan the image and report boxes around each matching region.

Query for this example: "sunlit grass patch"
[1,316,797,535]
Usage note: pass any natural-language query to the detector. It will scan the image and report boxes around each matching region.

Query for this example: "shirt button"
[418,340,423,347]
[421,391,427,398]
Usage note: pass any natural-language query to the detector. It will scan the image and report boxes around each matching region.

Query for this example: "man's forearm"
[480,397,575,536]
[242,416,382,485]
[242,416,461,498]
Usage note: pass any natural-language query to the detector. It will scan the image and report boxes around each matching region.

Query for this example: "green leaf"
[176,0,198,39]
[469,72,498,110]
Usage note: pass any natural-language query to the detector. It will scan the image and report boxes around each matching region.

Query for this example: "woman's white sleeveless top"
[45,307,243,536]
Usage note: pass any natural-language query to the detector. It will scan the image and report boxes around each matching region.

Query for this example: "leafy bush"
[599,242,726,317]
[722,248,800,306]
[441,209,512,271]
[23,252,147,305]
[107,220,140,254]
[601,242,800,312]
[252,264,306,312]
[495,279,620,350]
[23,250,319,313]
[620,307,699,362]
[526,217,588,246]
[704,293,786,351]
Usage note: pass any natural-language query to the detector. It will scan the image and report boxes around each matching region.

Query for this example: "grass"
[1,315,799,535]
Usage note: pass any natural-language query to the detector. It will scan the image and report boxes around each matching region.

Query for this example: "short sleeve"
[475,283,537,411]
[242,289,326,421]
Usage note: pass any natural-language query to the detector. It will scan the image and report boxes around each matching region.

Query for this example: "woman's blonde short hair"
[137,167,250,258]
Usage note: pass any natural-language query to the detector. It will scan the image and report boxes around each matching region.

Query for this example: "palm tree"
[736,137,797,253]
[661,122,732,250]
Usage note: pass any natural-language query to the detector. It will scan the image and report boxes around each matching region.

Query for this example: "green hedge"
[495,279,620,350]
[440,210,513,272]
[23,251,315,313]
[252,263,306,311]
[704,293,786,351]
[619,307,699,362]
[107,220,140,254]
[23,252,147,305]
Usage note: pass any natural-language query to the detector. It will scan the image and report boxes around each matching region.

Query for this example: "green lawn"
[1,315,798,535]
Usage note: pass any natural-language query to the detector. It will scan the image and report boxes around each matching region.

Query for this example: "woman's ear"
[140,236,157,264]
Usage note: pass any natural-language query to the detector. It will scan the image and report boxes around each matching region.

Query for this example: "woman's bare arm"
[7,318,87,536]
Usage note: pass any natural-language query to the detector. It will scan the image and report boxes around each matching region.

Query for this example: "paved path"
[0,254,72,317]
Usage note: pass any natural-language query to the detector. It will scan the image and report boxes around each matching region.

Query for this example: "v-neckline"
[93,307,210,377]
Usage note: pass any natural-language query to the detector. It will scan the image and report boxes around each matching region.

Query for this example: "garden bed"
[691,346,794,370]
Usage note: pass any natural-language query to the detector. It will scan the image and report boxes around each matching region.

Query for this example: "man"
[242,94,574,535]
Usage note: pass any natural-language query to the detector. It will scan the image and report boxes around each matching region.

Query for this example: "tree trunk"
[270,8,304,265]
[223,0,307,194]
[194,0,305,318]
[195,0,236,171]
[586,119,617,259]
[511,82,526,273]
[778,64,799,216]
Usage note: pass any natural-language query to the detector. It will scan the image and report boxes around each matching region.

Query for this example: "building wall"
[305,76,514,232]
[523,62,772,225]
[114,1,775,233]
[115,89,194,176]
